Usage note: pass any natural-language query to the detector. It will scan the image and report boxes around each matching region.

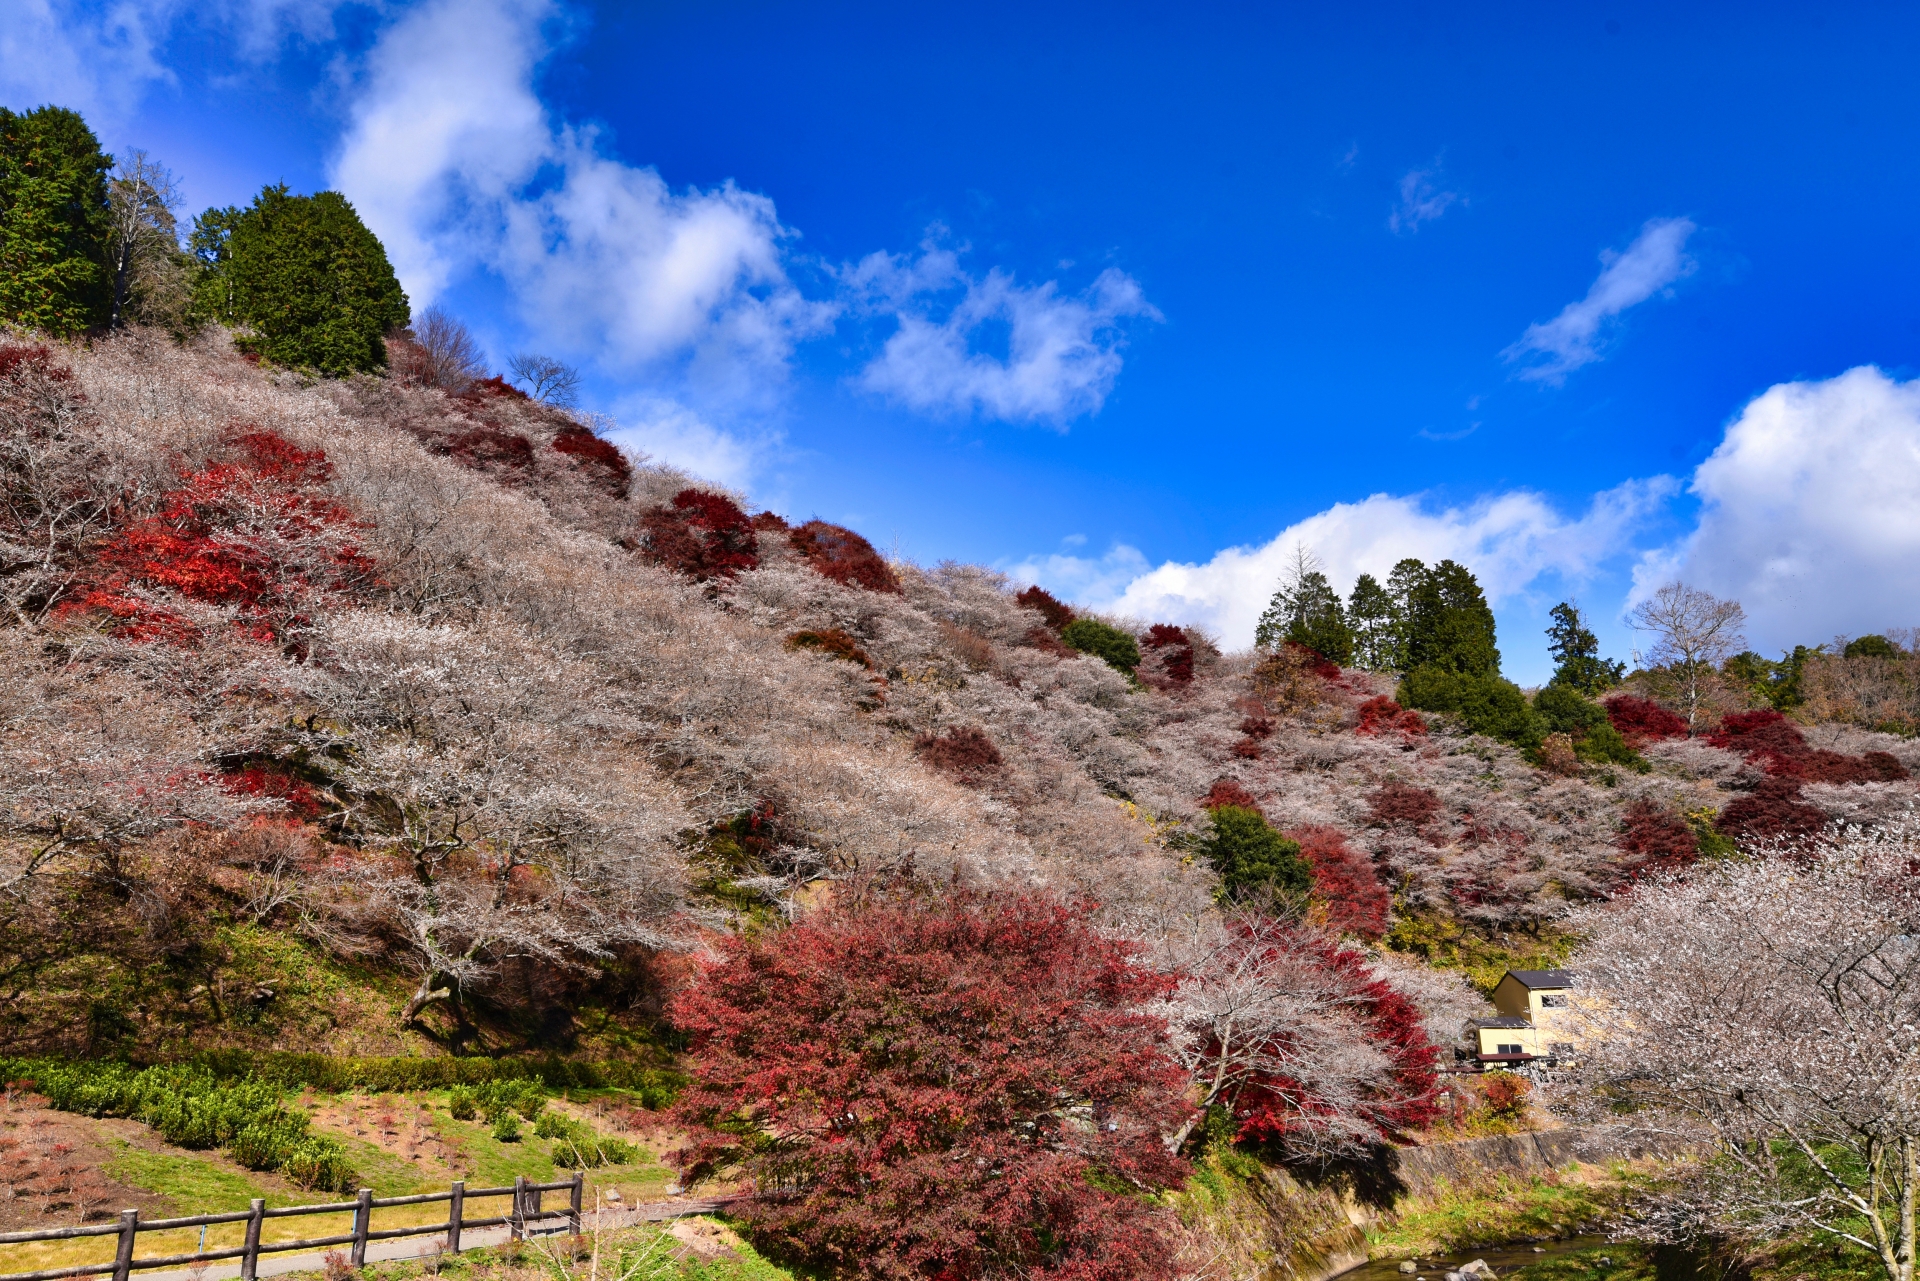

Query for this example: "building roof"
[1504,969,1572,989]
[1470,1017,1535,1029]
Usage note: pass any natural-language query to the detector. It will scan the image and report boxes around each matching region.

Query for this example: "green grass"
[301,1220,800,1281]
[1506,1243,1660,1281]
[104,1142,278,1213]
[1369,1170,1634,1257]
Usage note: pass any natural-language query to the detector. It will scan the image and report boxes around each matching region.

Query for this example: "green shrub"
[1060,618,1141,676]
[1201,805,1312,904]
[190,1049,683,1104]
[1532,685,1646,770]
[491,1111,522,1142]
[0,1058,355,1191]
[533,1110,638,1168]
[448,1086,478,1120]
[1400,666,1544,748]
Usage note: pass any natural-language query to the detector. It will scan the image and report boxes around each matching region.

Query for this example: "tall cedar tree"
[193,185,408,375]
[1545,602,1625,693]
[1403,559,1501,677]
[0,107,112,336]
[1202,804,1314,904]
[1255,558,1354,665]
[1346,571,1402,671]
[670,892,1190,1281]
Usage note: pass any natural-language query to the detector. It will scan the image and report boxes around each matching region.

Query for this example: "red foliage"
[750,511,791,533]
[1716,775,1828,843]
[438,427,535,471]
[1021,625,1074,657]
[1478,1072,1530,1120]
[786,628,872,667]
[1616,799,1699,877]
[1355,696,1429,740]
[62,429,378,648]
[669,892,1190,1281]
[1238,715,1275,740]
[1228,926,1440,1143]
[1367,782,1441,830]
[220,766,326,820]
[1141,623,1194,687]
[1704,709,1909,784]
[1287,643,1343,681]
[550,425,632,497]
[914,727,1004,785]
[640,489,760,581]
[1603,694,1689,746]
[1201,779,1263,815]
[1015,585,1074,630]
[1288,825,1390,939]
[453,375,529,402]
[789,520,900,593]
[1230,738,1264,760]
[0,343,73,384]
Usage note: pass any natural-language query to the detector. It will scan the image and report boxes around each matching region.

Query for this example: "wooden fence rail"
[0,1173,584,1281]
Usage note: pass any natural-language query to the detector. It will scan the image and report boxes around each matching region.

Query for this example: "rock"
[604,1189,622,1203]
[1534,1248,1546,1254]
[1463,1261,1494,1278]
[1400,1264,1417,1275]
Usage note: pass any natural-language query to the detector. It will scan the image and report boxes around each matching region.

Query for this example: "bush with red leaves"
[1717,775,1828,843]
[914,727,1004,785]
[1015,585,1074,630]
[550,425,632,497]
[1355,696,1428,740]
[786,628,873,667]
[453,375,530,402]
[1141,623,1195,687]
[1201,779,1262,814]
[1288,642,1343,681]
[1367,781,1441,830]
[789,520,900,593]
[1288,825,1390,938]
[1230,738,1264,760]
[640,489,759,582]
[221,766,327,821]
[1706,709,1910,784]
[670,892,1189,1281]
[1229,928,1439,1144]
[1616,799,1699,877]
[0,343,73,384]
[750,511,791,533]
[62,429,377,647]
[437,427,535,472]
[1603,694,1689,746]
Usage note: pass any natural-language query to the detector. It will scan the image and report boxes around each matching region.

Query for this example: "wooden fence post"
[111,1209,138,1281]
[568,1172,583,1235]
[351,1187,373,1268]
[510,1175,526,1241]
[447,1180,464,1255]
[241,1199,264,1281]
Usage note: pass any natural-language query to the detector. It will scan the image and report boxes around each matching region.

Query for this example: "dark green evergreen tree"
[1254,549,1353,663]
[1545,602,1626,694]
[1201,805,1312,903]
[1347,572,1403,671]
[0,106,112,336]
[193,184,408,375]
[1404,559,1500,677]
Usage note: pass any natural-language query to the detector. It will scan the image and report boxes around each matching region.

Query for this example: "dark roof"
[1471,1016,1534,1030]
[1504,969,1572,989]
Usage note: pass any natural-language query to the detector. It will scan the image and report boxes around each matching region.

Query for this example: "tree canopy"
[1545,601,1625,694]
[193,184,408,375]
[1255,546,1354,664]
[1403,558,1501,677]
[0,106,112,336]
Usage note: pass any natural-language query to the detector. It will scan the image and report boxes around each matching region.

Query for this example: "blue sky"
[12,0,1920,681]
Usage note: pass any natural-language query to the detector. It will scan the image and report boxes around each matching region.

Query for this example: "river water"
[1334,1237,1613,1281]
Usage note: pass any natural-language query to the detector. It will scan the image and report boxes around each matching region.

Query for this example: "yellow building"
[1466,969,1579,1065]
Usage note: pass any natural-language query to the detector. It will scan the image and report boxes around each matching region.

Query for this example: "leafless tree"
[507,353,583,408]
[1628,581,1747,727]
[395,306,488,391]
[105,151,187,330]
[1565,826,1920,1281]
[1149,911,1402,1157]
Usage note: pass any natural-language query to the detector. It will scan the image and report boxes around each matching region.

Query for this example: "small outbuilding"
[1464,969,1579,1066]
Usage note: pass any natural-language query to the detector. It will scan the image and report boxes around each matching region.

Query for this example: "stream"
[1334,1237,1614,1281]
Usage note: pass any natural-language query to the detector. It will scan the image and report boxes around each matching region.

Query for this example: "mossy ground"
[1368,1165,1654,1258]
[1382,911,1577,996]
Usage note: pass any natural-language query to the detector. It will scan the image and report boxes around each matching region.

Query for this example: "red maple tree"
[1288,825,1390,938]
[788,520,900,593]
[640,488,760,581]
[62,429,377,647]
[669,892,1190,1281]
[1602,694,1688,746]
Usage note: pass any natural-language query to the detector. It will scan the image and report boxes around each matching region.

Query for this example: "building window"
[1538,994,1567,1008]
[1496,1043,1523,1055]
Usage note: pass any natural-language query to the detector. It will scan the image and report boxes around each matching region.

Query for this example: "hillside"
[6,328,1920,1058]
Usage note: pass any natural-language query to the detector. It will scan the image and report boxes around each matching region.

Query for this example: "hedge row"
[190,1050,683,1108]
[0,1058,355,1192]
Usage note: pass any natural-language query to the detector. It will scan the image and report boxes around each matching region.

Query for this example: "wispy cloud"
[1504,216,1697,384]
[1388,161,1462,233]
[846,238,1160,424]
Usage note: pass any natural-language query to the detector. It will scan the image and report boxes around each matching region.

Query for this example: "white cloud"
[1636,366,1920,650]
[603,395,767,491]
[1504,216,1696,384]
[848,240,1159,423]
[329,0,831,396]
[1387,162,1462,234]
[1036,479,1675,649]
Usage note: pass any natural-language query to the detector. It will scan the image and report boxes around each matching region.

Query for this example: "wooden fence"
[0,1173,586,1281]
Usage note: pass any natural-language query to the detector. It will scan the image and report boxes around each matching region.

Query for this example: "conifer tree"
[192,184,409,375]
[1404,558,1500,677]
[1347,572,1403,671]
[1545,601,1625,693]
[1254,546,1353,663]
[0,106,112,336]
